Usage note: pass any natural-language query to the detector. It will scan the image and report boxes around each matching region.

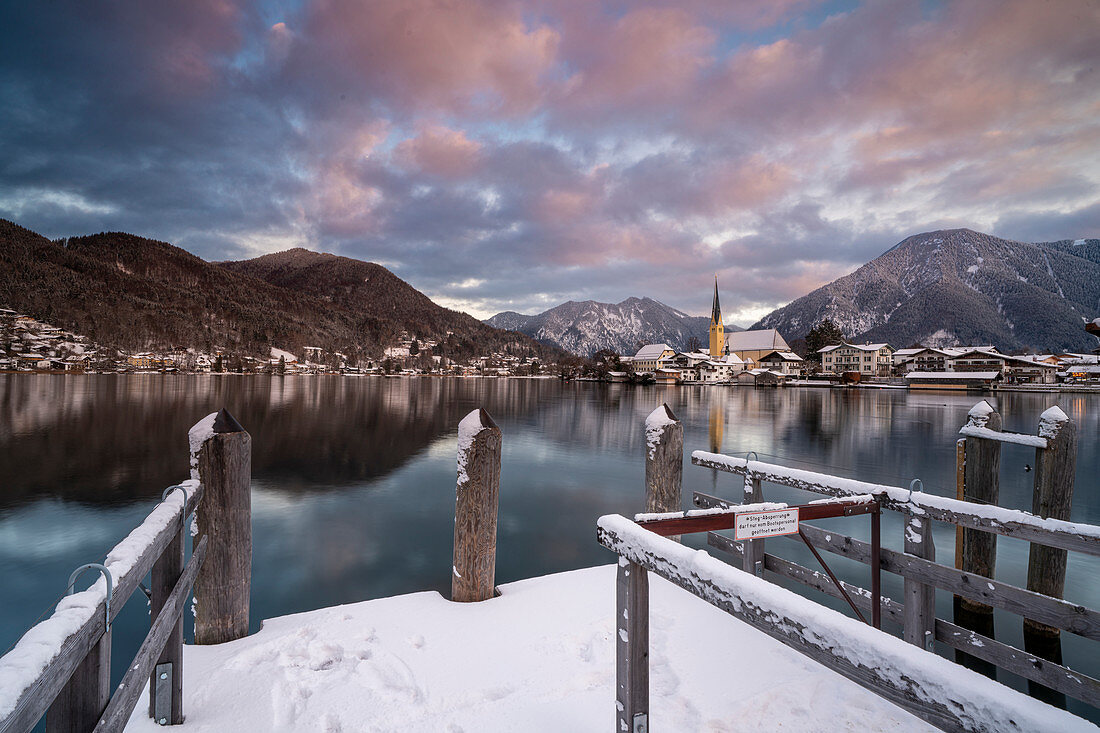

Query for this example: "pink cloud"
[286,0,560,116]
[394,124,483,179]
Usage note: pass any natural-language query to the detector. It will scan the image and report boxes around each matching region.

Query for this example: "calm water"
[1,375,1097,720]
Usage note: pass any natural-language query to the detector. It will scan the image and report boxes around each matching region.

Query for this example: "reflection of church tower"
[708,276,724,357]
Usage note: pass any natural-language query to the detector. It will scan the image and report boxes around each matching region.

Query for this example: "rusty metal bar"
[797,529,868,625]
[637,499,875,537]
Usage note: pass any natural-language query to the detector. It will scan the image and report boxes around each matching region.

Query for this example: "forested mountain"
[753,229,1100,352]
[220,248,563,362]
[486,297,743,356]
[0,220,560,362]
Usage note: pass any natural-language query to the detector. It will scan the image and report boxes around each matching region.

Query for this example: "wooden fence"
[600,402,1099,731]
[0,409,252,733]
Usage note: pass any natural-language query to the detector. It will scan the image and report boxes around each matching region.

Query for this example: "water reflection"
[0,376,1097,721]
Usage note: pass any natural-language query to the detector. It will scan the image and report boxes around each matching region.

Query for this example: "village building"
[699,354,746,382]
[818,342,895,376]
[630,343,675,373]
[724,329,790,362]
[906,371,1001,390]
[757,350,804,375]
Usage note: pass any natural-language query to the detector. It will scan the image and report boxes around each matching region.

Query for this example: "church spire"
[709,275,724,357]
[711,275,722,324]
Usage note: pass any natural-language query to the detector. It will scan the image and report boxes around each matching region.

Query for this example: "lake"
[1,375,1097,721]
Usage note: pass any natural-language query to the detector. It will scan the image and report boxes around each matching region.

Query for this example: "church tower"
[708,276,724,357]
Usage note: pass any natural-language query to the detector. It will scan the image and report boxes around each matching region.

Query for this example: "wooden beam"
[97,537,208,732]
[149,509,185,723]
[192,409,252,644]
[690,453,1100,556]
[1025,408,1078,706]
[452,408,502,603]
[615,561,648,733]
[644,404,682,519]
[903,514,936,651]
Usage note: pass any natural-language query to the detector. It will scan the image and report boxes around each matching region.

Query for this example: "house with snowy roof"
[699,353,746,382]
[723,329,790,362]
[631,343,675,373]
[818,342,895,376]
[756,350,804,375]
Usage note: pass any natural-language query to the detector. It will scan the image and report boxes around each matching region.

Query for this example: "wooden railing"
[0,409,252,733]
[688,451,1100,712]
[597,513,1096,733]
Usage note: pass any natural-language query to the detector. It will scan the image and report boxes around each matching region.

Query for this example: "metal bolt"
[160,672,168,680]
[159,717,167,725]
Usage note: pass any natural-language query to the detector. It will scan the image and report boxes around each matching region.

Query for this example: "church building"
[709,277,726,357]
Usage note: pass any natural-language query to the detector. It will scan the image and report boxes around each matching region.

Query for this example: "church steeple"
[709,275,724,357]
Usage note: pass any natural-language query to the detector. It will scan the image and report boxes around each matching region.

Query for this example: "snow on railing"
[598,514,1097,733]
[690,451,1100,555]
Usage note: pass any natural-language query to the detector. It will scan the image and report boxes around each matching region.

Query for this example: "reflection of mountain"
[0,376,475,507]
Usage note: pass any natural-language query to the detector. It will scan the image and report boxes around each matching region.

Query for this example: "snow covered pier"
[2,402,1097,732]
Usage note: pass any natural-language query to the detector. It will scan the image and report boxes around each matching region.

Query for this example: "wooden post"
[954,400,999,677]
[644,404,682,516]
[191,409,252,645]
[616,560,649,733]
[743,474,764,576]
[903,513,935,651]
[954,438,965,570]
[149,499,186,723]
[45,630,110,733]
[452,408,502,603]
[1024,406,1077,707]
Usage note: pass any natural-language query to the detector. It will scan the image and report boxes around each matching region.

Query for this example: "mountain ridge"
[752,228,1100,352]
[0,219,562,363]
[486,296,743,356]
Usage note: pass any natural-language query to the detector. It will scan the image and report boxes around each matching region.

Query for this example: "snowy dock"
[122,566,935,733]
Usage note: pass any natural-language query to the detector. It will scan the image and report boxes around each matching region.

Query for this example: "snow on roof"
[633,343,673,360]
[906,371,1001,380]
[725,329,789,352]
[760,350,803,362]
[892,348,923,356]
[817,344,841,353]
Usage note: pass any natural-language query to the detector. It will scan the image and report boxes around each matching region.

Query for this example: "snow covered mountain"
[486,297,741,356]
[753,229,1100,352]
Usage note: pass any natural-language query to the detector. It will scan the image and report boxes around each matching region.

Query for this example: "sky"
[1,1,1099,325]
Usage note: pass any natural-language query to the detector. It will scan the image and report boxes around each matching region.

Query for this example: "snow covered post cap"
[645,404,683,531]
[965,400,998,429]
[189,408,252,644]
[453,408,502,603]
[1026,404,1077,685]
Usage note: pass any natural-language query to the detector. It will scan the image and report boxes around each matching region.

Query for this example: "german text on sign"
[734,508,800,540]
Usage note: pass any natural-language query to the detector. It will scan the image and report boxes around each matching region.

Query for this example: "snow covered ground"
[125,566,933,732]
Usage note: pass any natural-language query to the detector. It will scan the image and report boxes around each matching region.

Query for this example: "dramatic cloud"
[1,0,1098,324]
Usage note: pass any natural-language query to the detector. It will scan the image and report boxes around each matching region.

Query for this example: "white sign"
[734,508,800,540]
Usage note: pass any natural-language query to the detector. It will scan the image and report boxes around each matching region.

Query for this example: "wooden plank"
[644,404,682,524]
[742,478,764,576]
[955,439,965,570]
[793,523,1100,641]
[452,408,502,603]
[957,408,1000,676]
[706,532,905,626]
[597,516,1091,733]
[708,530,1100,709]
[1024,409,1078,706]
[615,561,648,733]
[690,454,1100,556]
[958,425,1047,448]
[45,630,110,733]
[193,409,252,643]
[904,514,936,651]
[149,516,185,722]
[98,537,208,733]
[0,485,203,733]
[935,618,1100,709]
